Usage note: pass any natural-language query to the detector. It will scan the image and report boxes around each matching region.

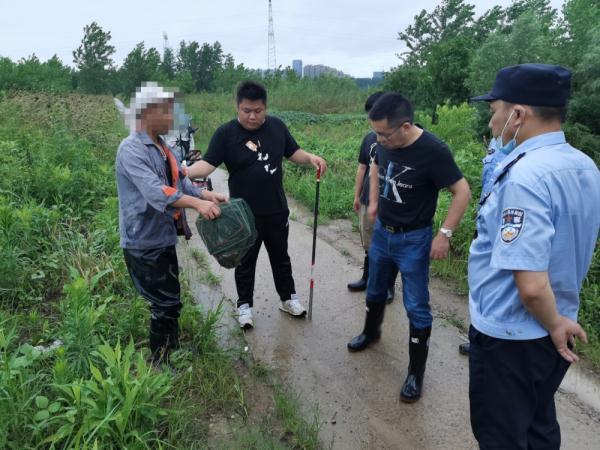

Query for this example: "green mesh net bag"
[195,198,257,268]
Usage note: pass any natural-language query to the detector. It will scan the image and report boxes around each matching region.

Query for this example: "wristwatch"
[439,227,453,238]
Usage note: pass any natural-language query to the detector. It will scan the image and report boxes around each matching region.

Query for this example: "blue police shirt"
[480,140,505,202]
[468,131,600,340]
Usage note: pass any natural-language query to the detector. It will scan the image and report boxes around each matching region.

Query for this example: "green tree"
[161,47,176,80]
[466,11,559,99]
[387,0,477,109]
[560,0,600,66]
[72,22,115,94]
[118,42,162,95]
[568,25,600,135]
[177,40,225,92]
[504,0,557,27]
[0,55,71,92]
[177,40,201,90]
[555,0,600,136]
[383,61,435,109]
[0,56,16,90]
[397,0,476,65]
[212,55,255,93]
[42,55,72,92]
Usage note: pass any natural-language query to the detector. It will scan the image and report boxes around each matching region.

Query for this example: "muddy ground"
[179,169,600,450]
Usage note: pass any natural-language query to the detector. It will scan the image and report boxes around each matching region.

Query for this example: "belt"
[381,222,428,233]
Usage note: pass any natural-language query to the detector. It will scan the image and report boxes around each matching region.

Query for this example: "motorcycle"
[174,122,213,192]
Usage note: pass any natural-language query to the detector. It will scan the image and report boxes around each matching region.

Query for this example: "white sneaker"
[237,304,254,329]
[279,294,307,317]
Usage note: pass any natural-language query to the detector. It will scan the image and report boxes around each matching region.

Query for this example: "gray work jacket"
[116,132,201,249]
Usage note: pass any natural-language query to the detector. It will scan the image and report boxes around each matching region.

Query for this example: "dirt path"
[180,169,600,449]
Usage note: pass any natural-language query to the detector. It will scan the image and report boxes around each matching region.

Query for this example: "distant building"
[372,71,384,80]
[303,64,347,79]
[292,59,303,78]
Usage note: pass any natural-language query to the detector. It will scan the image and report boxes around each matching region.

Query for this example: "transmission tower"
[162,33,169,53]
[267,0,277,71]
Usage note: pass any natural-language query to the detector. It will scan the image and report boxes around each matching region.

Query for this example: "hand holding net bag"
[195,198,257,268]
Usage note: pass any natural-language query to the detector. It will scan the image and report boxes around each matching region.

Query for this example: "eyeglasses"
[372,121,408,140]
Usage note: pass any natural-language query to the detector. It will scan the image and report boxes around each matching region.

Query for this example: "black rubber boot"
[149,317,179,364]
[386,267,398,304]
[347,254,369,292]
[400,325,431,403]
[347,302,385,352]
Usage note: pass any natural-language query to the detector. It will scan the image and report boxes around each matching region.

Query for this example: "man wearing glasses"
[347,93,471,403]
[348,91,397,303]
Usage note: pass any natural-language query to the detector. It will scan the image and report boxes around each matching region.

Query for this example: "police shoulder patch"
[501,207,525,244]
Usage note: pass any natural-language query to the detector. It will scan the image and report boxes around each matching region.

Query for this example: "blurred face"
[142,100,174,135]
[237,99,266,130]
[370,118,410,149]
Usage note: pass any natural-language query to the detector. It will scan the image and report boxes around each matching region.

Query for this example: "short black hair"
[531,105,568,123]
[365,91,386,113]
[368,93,414,126]
[236,80,267,105]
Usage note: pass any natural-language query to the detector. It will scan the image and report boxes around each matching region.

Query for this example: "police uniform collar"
[496,131,566,172]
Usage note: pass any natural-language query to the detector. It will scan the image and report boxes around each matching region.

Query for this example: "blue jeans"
[367,220,433,329]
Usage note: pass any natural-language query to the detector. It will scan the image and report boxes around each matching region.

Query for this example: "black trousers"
[469,325,570,450]
[235,211,296,307]
[123,246,182,320]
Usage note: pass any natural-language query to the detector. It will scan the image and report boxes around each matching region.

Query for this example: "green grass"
[190,247,222,286]
[273,385,321,450]
[0,91,323,448]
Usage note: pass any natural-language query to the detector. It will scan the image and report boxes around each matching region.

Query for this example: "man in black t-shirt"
[187,81,327,329]
[347,93,471,403]
[348,91,397,303]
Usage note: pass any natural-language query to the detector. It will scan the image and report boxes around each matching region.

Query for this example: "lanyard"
[478,152,527,208]
[474,152,526,239]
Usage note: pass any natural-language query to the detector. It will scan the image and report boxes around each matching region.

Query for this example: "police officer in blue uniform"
[469,64,600,449]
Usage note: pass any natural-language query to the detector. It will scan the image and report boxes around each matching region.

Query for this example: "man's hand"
[548,316,587,363]
[196,199,221,220]
[514,270,586,364]
[202,190,229,204]
[353,197,360,213]
[367,204,377,223]
[309,154,328,176]
[430,233,450,259]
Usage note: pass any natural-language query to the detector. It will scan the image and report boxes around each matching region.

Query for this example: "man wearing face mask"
[187,81,327,329]
[346,92,472,403]
[469,64,600,449]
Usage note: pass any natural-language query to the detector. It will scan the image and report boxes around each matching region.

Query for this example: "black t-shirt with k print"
[203,116,299,215]
[374,130,463,228]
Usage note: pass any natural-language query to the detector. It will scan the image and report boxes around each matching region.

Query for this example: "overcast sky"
[1,0,565,78]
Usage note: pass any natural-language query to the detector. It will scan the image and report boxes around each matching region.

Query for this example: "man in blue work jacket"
[116,82,227,364]
[469,64,600,449]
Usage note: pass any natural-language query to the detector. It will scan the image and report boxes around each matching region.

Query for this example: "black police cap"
[472,63,571,107]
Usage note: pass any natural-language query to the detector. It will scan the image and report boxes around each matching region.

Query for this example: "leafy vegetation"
[0,92,321,448]
[385,0,600,163]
